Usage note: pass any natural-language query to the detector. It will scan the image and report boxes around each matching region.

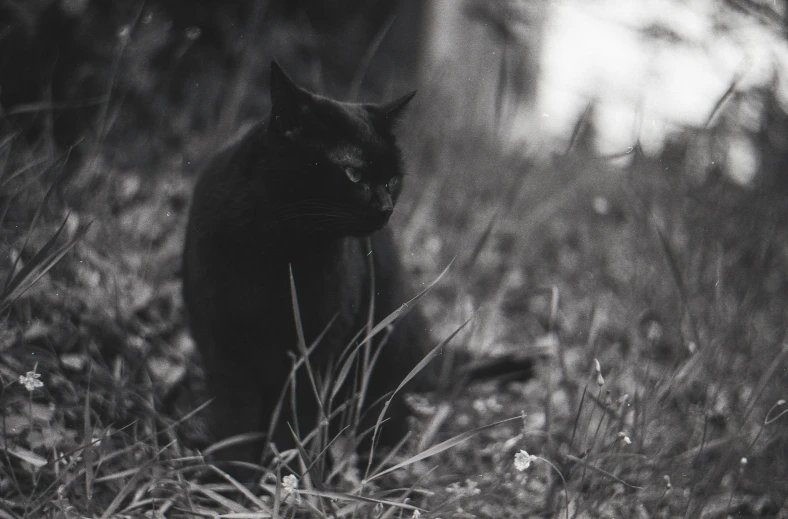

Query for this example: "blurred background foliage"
[2,0,788,187]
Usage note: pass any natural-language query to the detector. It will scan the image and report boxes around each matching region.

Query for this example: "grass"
[2,8,788,519]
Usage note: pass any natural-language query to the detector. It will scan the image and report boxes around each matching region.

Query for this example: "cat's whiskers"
[273,199,359,225]
[275,212,356,222]
[272,201,350,215]
[275,204,349,212]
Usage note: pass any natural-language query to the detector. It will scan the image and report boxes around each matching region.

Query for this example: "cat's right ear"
[270,60,305,138]
[377,90,417,123]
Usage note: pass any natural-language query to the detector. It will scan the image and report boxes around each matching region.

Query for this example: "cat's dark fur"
[182,61,533,465]
[183,61,430,462]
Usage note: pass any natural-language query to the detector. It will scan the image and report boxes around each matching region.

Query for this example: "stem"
[539,457,570,519]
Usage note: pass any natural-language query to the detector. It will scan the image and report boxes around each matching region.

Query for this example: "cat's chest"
[288,237,369,342]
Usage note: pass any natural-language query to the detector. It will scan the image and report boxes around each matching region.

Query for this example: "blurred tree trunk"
[418,0,547,143]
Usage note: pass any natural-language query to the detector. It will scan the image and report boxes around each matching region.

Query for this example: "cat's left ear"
[270,60,307,138]
[376,90,417,123]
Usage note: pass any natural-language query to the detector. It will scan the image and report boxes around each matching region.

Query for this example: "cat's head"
[266,60,415,236]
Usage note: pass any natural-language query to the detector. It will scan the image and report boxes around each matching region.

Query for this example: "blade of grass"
[740,342,788,425]
[564,454,642,489]
[1,149,71,291]
[5,152,67,201]
[365,416,522,483]
[289,265,326,424]
[216,514,274,519]
[464,208,500,269]
[83,366,94,501]
[0,156,49,190]
[703,74,741,128]
[357,237,377,424]
[304,425,351,477]
[330,328,368,402]
[298,489,423,512]
[357,259,454,351]
[29,408,210,518]
[265,335,324,461]
[348,14,397,99]
[0,218,92,312]
[366,314,473,472]
[99,441,178,519]
[265,322,332,462]
[1,444,47,468]
[565,103,594,155]
[187,480,251,515]
[209,466,272,514]
[7,96,109,115]
[287,425,340,518]
[203,432,267,458]
[51,400,210,467]
[2,214,70,297]
[0,131,19,153]
[287,424,324,493]
[363,431,411,483]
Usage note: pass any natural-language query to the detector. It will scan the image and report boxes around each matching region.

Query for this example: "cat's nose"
[376,187,393,215]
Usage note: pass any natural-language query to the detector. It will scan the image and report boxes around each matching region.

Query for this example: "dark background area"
[0,0,423,171]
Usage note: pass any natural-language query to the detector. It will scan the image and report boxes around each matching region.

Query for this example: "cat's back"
[184,123,266,248]
[182,123,277,347]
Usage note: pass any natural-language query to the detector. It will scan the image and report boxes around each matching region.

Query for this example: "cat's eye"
[345,166,362,183]
[387,177,399,190]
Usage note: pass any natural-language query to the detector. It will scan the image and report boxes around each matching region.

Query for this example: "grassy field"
[2,8,788,519]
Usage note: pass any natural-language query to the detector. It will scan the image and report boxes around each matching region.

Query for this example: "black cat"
[182,61,532,466]
[183,61,433,462]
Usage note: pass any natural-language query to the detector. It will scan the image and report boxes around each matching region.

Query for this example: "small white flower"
[514,449,538,472]
[185,26,202,40]
[740,457,748,467]
[777,399,786,406]
[592,196,611,215]
[663,475,672,489]
[472,396,503,414]
[282,474,298,492]
[412,510,421,519]
[645,321,662,342]
[617,432,632,445]
[19,370,44,392]
[281,474,301,504]
[593,359,604,386]
[117,25,131,39]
